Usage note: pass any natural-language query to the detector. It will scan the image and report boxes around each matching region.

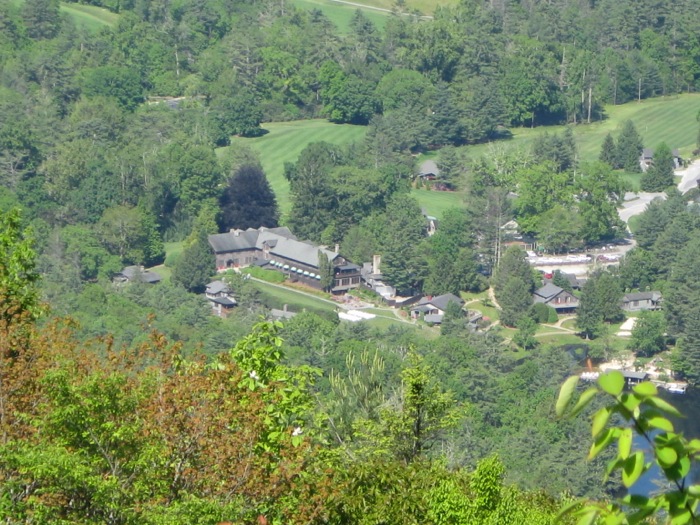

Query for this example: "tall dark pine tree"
[493,246,534,294]
[599,133,617,167]
[615,120,644,172]
[641,142,675,192]
[318,251,334,292]
[576,277,602,339]
[219,165,279,231]
[499,277,533,327]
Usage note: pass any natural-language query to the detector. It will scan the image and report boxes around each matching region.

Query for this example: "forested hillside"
[4,0,700,521]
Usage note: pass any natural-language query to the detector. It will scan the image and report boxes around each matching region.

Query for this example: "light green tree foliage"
[326,349,386,445]
[576,161,625,243]
[230,321,320,453]
[353,353,460,464]
[557,371,700,525]
[513,316,538,350]
[515,161,572,235]
[629,310,666,357]
[536,205,582,253]
[0,209,41,322]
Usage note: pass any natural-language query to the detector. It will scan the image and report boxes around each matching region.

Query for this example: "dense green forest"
[4,0,700,521]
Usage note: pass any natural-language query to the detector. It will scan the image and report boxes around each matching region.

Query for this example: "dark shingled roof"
[206,280,230,295]
[623,291,661,302]
[119,266,162,284]
[534,283,564,302]
[211,296,237,306]
[416,293,464,312]
[622,370,648,380]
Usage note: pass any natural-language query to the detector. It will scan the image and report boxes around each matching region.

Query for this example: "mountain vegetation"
[4,0,700,519]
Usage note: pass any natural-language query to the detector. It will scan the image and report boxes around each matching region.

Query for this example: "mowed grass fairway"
[290,0,389,32]
[223,94,700,221]
[466,94,700,162]
[60,3,119,30]
[222,120,367,217]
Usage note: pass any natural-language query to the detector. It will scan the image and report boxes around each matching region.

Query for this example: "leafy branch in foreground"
[556,371,700,524]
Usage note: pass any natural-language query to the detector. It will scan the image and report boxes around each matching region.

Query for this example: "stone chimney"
[283,304,288,312]
[334,243,339,253]
[373,254,381,275]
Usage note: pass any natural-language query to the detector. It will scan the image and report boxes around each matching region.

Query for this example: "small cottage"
[411,293,464,323]
[622,291,662,312]
[533,283,579,312]
[205,280,237,317]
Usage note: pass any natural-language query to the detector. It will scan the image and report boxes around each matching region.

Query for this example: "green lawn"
[219,94,700,224]
[466,94,700,163]
[11,0,118,30]
[220,120,367,217]
[412,189,464,218]
[252,280,338,313]
[290,0,389,32]
[60,2,119,30]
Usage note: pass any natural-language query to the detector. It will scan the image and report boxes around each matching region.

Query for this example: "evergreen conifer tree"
[576,277,603,339]
[615,120,644,172]
[172,228,215,293]
[599,133,617,167]
[499,277,533,327]
[640,142,675,192]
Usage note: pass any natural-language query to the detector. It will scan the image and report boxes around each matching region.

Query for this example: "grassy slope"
[220,94,700,221]
[60,3,119,30]
[221,120,367,217]
[290,0,389,32]
[467,94,700,164]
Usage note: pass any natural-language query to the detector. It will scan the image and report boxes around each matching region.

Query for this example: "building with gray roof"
[208,227,361,293]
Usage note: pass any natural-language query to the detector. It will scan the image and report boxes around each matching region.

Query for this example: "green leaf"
[621,494,651,508]
[576,509,598,525]
[556,498,586,519]
[620,393,642,414]
[570,386,599,418]
[677,455,691,478]
[687,485,700,497]
[657,446,678,468]
[556,376,580,417]
[670,509,691,525]
[633,382,657,398]
[618,428,633,459]
[589,428,614,460]
[599,371,625,397]
[648,416,674,432]
[592,407,611,438]
[647,396,683,417]
[622,451,645,488]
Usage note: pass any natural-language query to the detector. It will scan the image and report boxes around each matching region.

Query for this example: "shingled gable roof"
[208,227,295,253]
[261,231,339,268]
[534,283,564,301]
[623,291,662,302]
[208,226,341,269]
[417,293,464,312]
